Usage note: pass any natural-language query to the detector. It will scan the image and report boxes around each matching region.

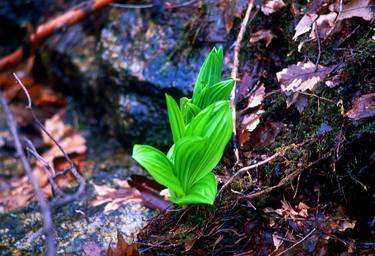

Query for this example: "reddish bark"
[0,0,113,72]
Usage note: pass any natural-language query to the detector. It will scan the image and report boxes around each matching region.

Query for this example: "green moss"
[350,121,375,139]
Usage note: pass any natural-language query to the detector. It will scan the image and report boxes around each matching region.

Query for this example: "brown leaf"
[91,182,143,214]
[261,0,286,15]
[247,84,266,109]
[337,0,375,21]
[238,108,264,150]
[129,175,172,211]
[42,112,73,146]
[26,83,66,107]
[277,62,332,94]
[241,109,264,133]
[345,93,375,122]
[338,220,357,232]
[83,241,101,256]
[219,0,248,32]
[249,30,277,47]
[272,233,283,250]
[42,134,86,163]
[293,13,318,40]
[237,70,257,101]
[310,12,337,40]
[184,238,196,252]
[242,122,286,151]
[107,230,139,256]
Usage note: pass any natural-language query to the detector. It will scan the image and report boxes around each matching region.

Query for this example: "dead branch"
[219,152,281,195]
[13,73,86,207]
[314,21,321,71]
[0,74,88,254]
[0,92,56,256]
[275,227,317,256]
[230,0,256,164]
[0,0,114,72]
[245,154,329,200]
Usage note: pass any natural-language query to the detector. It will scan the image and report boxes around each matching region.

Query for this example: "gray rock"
[0,153,155,255]
[99,8,209,96]
[40,5,227,148]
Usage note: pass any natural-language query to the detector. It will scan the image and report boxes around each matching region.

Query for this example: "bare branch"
[0,92,56,256]
[13,73,86,207]
[230,0,256,164]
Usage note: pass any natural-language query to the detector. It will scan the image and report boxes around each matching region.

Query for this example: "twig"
[275,228,317,256]
[13,73,86,208]
[110,3,154,9]
[3,74,87,252]
[314,21,321,71]
[230,0,256,164]
[246,154,328,200]
[219,152,280,195]
[0,92,56,255]
[297,91,336,104]
[0,0,114,72]
[24,138,64,196]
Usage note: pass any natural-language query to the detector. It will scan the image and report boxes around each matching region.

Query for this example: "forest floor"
[0,0,374,255]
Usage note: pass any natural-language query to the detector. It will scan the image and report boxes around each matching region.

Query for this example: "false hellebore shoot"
[132,48,234,205]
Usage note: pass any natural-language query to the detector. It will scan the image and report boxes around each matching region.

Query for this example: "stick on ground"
[0,92,56,256]
[230,0,256,164]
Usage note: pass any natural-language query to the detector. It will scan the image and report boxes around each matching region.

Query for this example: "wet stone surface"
[0,153,156,255]
[99,8,209,96]
[40,5,223,148]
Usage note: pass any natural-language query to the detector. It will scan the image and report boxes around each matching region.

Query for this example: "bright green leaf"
[132,145,185,196]
[166,94,185,143]
[193,47,224,99]
[170,172,217,205]
[173,136,207,192]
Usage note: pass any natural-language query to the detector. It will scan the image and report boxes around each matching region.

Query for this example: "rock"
[0,152,155,255]
[107,93,171,147]
[100,8,209,96]
[40,15,104,98]
[97,8,213,147]
[0,0,48,57]
[40,4,227,148]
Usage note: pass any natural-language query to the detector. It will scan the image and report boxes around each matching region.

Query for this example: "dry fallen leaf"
[42,112,73,146]
[337,0,375,21]
[184,238,196,252]
[246,84,266,109]
[345,93,375,122]
[272,233,283,250]
[241,109,264,133]
[237,70,257,100]
[42,134,86,163]
[219,0,248,32]
[242,122,285,151]
[107,230,139,256]
[293,13,318,40]
[277,61,333,112]
[238,108,264,150]
[310,12,337,40]
[261,0,286,15]
[249,30,277,47]
[128,175,172,211]
[92,181,143,214]
[277,62,332,94]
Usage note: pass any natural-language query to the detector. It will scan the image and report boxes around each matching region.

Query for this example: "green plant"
[132,47,233,205]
